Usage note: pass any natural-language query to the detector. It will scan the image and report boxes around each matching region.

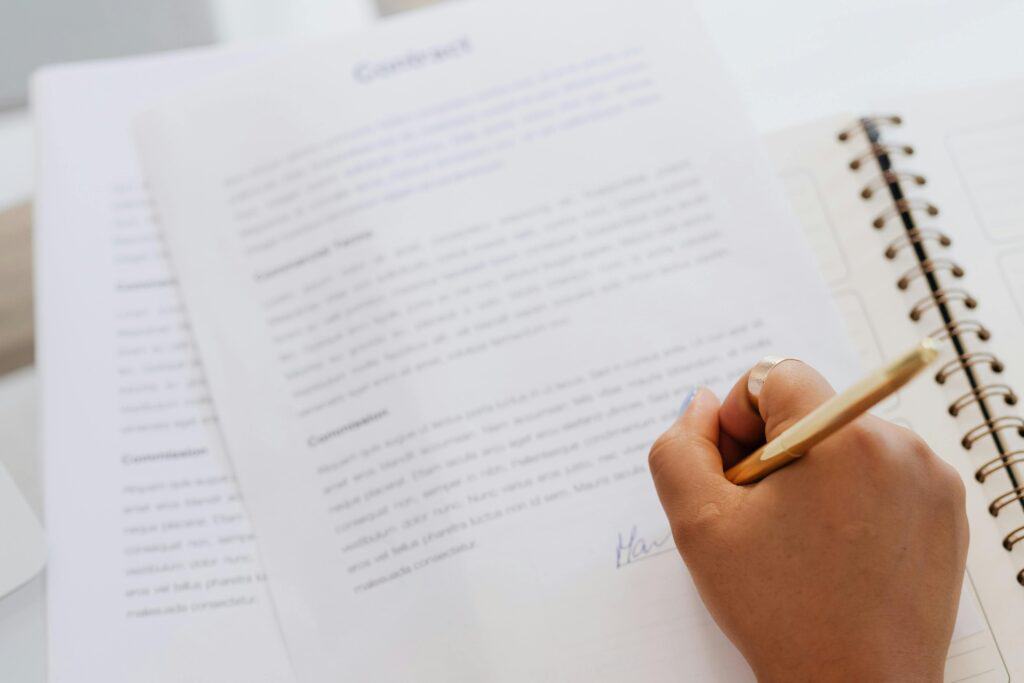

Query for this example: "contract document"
[136,0,857,679]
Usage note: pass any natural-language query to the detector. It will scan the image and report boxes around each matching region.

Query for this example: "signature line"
[615,525,676,568]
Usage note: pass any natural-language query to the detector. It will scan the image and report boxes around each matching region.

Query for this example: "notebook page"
[136,0,858,679]
[765,113,1016,682]
[891,81,1024,678]
[33,48,297,683]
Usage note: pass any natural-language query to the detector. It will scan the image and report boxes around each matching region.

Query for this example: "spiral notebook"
[767,83,1024,681]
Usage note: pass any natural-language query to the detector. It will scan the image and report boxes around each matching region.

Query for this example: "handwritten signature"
[615,525,674,568]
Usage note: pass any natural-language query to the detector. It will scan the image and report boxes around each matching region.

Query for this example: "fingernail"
[678,387,699,417]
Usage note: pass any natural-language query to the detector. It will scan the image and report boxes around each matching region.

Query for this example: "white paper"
[137,0,859,679]
[33,48,300,683]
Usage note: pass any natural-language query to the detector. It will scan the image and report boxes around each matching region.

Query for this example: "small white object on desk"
[0,460,44,600]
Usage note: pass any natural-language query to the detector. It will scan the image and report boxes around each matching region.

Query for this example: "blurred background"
[1,0,1024,680]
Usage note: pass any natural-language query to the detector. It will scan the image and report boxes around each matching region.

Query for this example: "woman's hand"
[648,359,968,682]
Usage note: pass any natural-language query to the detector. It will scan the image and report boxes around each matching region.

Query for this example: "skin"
[648,360,969,682]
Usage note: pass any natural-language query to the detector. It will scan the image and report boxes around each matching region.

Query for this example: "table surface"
[0,367,43,682]
[4,0,1024,679]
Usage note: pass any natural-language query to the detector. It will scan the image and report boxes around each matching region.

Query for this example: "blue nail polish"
[678,388,698,417]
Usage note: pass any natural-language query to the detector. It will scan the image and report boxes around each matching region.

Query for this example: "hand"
[648,360,968,682]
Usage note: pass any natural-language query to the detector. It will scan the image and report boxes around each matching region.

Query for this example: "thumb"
[649,388,736,527]
[755,360,837,442]
[715,358,838,458]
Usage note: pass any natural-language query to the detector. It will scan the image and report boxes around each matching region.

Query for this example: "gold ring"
[747,356,799,411]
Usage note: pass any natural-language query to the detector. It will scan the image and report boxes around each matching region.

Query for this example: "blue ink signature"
[615,525,674,568]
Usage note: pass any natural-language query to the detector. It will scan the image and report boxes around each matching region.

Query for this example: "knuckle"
[649,428,703,480]
[924,461,968,548]
[840,420,892,466]
[647,433,674,478]
[931,457,967,505]
[892,428,963,497]
[895,425,936,461]
[849,420,930,466]
[761,361,834,425]
[828,420,947,487]
[671,499,727,549]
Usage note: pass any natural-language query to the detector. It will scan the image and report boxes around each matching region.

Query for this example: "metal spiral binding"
[909,288,976,321]
[837,115,902,141]
[1005,526,1024,550]
[862,170,926,199]
[948,384,1017,417]
[848,144,915,170]
[886,228,951,259]
[840,114,1024,585]
[990,487,1024,516]
[935,352,1003,384]
[977,451,1024,483]
[928,320,990,342]
[896,258,964,290]
[872,198,939,229]
[962,417,1024,449]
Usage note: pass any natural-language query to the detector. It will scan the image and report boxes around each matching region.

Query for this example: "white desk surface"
[0,367,44,683]
[4,0,1024,679]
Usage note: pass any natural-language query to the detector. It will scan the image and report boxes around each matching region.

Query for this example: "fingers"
[719,359,837,448]
[717,375,766,467]
[649,362,842,542]
[649,388,736,524]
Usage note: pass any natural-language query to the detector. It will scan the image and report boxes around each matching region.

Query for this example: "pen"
[724,337,941,485]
